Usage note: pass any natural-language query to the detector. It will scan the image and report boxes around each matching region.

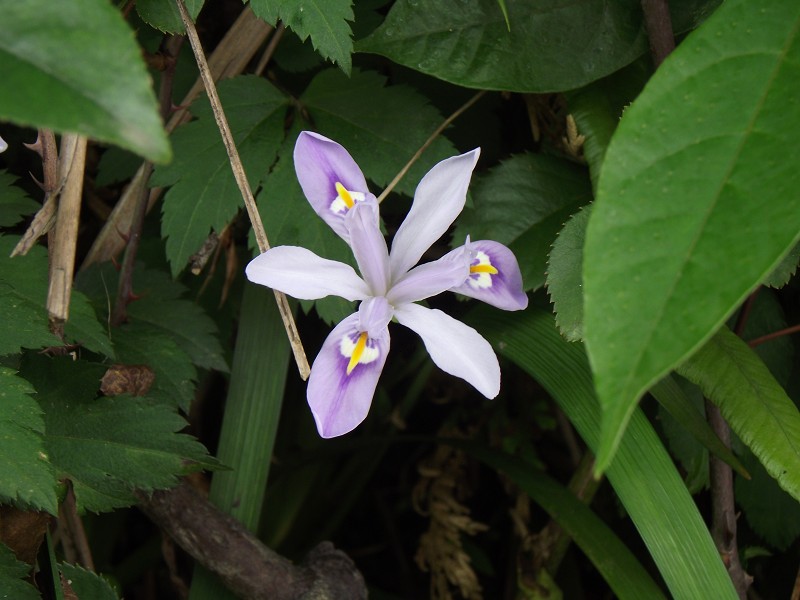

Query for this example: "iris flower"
[246,132,527,437]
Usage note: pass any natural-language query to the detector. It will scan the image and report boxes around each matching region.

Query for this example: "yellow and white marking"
[467,251,498,289]
[330,182,365,215]
[341,331,380,375]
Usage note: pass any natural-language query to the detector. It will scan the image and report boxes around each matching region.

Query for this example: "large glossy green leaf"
[250,0,355,73]
[59,563,119,600]
[153,76,288,276]
[0,0,170,162]
[454,153,591,291]
[582,0,800,471]
[454,443,665,599]
[357,0,718,92]
[469,306,736,599]
[677,326,800,503]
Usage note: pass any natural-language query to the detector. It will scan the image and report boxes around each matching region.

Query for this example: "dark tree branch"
[137,482,367,600]
[706,402,750,599]
[640,0,676,67]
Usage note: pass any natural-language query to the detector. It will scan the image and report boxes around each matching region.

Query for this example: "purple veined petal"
[386,248,470,306]
[389,148,480,280]
[245,245,370,301]
[0,136,7,153]
[346,198,390,296]
[307,312,390,438]
[446,240,528,311]
[294,131,370,241]
[394,302,500,398]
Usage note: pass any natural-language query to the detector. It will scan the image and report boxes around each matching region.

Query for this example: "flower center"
[330,182,365,215]
[467,251,499,289]
[346,332,368,374]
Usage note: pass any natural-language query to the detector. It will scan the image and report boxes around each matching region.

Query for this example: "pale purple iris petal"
[389,149,480,280]
[294,131,370,241]
[358,297,394,338]
[307,313,390,438]
[387,250,470,306]
[346,198,391,296]
[245,246,369,301]
[394,302,500,398]
[446,240,529,311]
[0,136,7,153]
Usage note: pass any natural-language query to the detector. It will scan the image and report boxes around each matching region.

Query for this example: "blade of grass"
[189,283,291,599]
[468,305,737,600]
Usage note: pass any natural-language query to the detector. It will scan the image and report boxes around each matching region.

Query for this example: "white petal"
[245,246,369,301]
[0,136,7,153]
[394,302,499,398]
[389,149,480,279]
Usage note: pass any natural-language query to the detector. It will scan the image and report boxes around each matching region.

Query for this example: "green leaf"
[75,262,228,372]
[300,68,458,197]
[0,171,38,227]
[356,0,718,92]
[0,367,57,513]
[64,291,114,358]
[136,0,204,34]
[736,447,800,551]
[0,236,112,357]
[583,0,800,471]
[546,205,590,341]
[23,355,215,513]
[469,306,737,599]
[0,236,62,355]
[649,375,747,478]
[677,326,800,503]
[763,242,800,289]
[453,443,665,599]
[250,0,354,73]
[112,323,197,411]
[0,543,39,600]
[59,563,119,600]
[454,153,591,291]
[565,60,650,190]
[125,266,228,372]
[154,75,287,276]
[656,381,709,494]
[0,0,170,162]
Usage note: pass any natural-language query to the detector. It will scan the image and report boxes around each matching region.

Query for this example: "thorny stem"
[112,37,181,327]
[176,0,311,380]
[640,0,676,67]
[704,292,758,599]
[376,90,486,204]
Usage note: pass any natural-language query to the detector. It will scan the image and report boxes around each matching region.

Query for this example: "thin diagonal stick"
[176,0,310,380]
[376,90,486,204]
